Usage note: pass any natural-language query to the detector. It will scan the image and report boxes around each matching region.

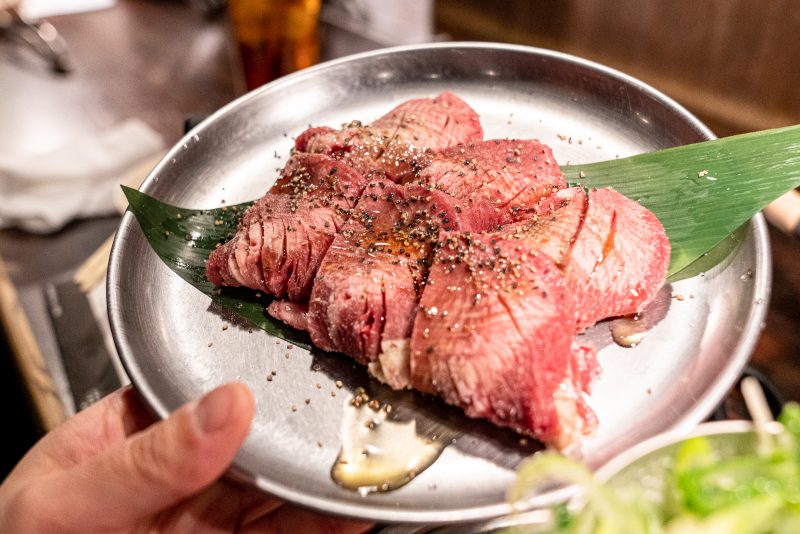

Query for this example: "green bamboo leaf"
[122,186,312,348]
[122,125,800,337]
[563,125,800,277]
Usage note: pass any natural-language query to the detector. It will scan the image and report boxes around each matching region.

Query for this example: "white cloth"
[0,119,164,233]
[18,0,117,19]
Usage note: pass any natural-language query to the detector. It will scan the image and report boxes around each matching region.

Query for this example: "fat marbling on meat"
[269,181,478,389]
[414,139,566,225]
[206,154,367,301]
[296,92,483,182]
[409,228,590,449]
[566,187,671,330]
[207,92,485,300]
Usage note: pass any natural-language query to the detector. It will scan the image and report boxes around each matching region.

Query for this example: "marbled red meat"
[483,185,670,329]
[415,139,566,227]
[296,92,483,182]
[398,184,670,447]
[205,154,367,301]
[208,93,484,301]
[408,229,594,448]
[505,186,587,266]
[565,187,671,329]
[269,181,472,379]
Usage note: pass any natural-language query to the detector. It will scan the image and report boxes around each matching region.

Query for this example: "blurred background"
[1,0,799,480]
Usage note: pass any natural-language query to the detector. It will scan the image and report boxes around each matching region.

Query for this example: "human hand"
[0,383,373,533]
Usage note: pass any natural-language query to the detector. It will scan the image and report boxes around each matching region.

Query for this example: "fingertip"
[226,381,256,438]
[178,381,254,491]
[229,381,256,419]
[195,382,255,437]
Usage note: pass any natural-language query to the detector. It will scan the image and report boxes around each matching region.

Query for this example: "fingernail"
[195,384,237,434]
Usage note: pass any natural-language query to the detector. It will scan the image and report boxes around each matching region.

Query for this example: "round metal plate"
[107,43,770,524]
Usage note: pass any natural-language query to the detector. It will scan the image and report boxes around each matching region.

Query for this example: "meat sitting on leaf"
[207,93,484,300]
[206,93,670,449]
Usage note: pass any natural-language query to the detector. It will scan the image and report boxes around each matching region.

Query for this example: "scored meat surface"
[209,92,484,302]
[414,139,566,227]
[503,186,587,267]
[270,181,471,372]
[205,154,367,301]
[409,229,593,448]
[207,93,671,449]
[566,187,671,330]
[296,92,483,182]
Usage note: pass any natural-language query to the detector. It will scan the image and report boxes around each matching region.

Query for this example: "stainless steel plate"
[107,43,770,524]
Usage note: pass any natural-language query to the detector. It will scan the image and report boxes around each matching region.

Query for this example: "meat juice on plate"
[331,388,449,495]
[609,314,648,348]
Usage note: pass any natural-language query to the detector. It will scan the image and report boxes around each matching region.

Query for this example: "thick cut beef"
[409,229,596,448]
[208,91,675,449]
[269,182,469,377]
[205,154,367,301]
[295,92,483,182]
[566,187,670,329]
[495,186,669,330]
[373,186,588,393]
[206,93,482,300]
[415,139,566,228]
[505,186,587,266]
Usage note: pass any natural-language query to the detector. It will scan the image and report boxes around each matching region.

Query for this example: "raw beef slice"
[415,139,566,227]
[269,181,471,382]
[295,92,483,182]
[409,228,596,449]
[205,154,367,300]
[565,187,671,329]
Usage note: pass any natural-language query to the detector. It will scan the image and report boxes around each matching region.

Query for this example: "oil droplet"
[610,315,647,348]
[331,396,446,495]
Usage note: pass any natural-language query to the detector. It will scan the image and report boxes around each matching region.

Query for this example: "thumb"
[37,382,255,531]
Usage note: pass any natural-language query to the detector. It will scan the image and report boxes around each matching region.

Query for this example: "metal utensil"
[107,43,770,524]
[0,5,72,73]
[45,281,121,411]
